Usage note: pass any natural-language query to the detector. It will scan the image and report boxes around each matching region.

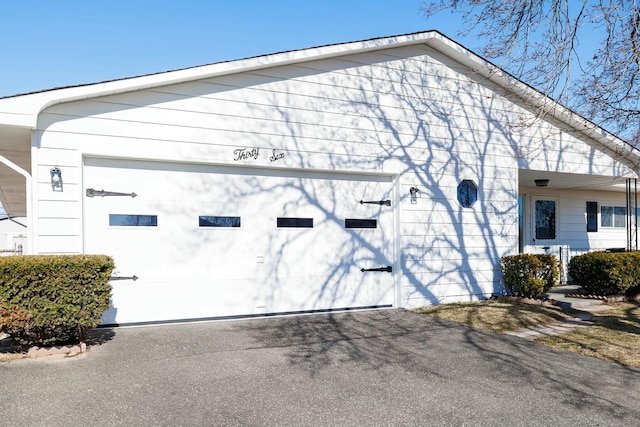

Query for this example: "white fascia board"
[0,96,45,128]
[0,32,441,129]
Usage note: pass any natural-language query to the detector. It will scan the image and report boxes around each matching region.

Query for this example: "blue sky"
[0,1,480,98]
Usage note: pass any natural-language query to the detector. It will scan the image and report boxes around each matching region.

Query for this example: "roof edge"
[0,30,637,172]
[0,31,444,127]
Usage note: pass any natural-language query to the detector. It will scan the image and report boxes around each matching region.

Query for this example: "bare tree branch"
[422,0,640,139]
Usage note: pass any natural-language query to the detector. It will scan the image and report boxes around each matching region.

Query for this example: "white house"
[0,216,26,255]
[0,31,638,325]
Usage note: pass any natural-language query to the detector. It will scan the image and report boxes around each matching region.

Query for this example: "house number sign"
[233,147,286,163]
[233,147,261,161]
[269,149,285,163]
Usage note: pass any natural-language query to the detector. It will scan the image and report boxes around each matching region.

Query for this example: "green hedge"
[568,251,640,296]
[500,254,560,298]
[0,255,114,346]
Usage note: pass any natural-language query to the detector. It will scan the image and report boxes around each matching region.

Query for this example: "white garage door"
[84,158,396,325]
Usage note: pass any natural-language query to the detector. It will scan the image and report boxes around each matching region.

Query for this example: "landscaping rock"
[495,295,561,307]
[565,293,630,303]
[1,336,87,362]
[26,343,86,358]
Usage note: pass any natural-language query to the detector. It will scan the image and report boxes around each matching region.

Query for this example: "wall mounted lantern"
[534,179,549,187]
[409,186,420,204]
[50,166,62,190]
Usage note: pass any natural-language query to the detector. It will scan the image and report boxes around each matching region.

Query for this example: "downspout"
[7,216,26,228]
[626,178,639,252]
[0,153,32,254]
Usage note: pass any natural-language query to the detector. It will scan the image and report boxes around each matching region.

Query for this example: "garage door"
[84,158,396,325]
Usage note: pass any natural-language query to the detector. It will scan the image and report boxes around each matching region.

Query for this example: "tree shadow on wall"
[222,48,528,307]
[139,41,621,316]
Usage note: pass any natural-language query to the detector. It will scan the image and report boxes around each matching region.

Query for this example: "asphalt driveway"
[1,308,640,426]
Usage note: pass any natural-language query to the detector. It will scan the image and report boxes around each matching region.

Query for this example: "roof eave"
[0,31,444,128]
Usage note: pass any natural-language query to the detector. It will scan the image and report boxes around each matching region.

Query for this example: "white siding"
[33,44,637,308]
[33,148,81,254]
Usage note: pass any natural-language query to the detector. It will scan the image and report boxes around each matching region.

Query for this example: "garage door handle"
[360,266,392,273]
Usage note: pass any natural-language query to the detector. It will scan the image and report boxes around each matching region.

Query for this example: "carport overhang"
[519,169,634,192]
[519,168,640,251]
[0,123,31,217]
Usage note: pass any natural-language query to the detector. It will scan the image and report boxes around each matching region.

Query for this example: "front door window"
[535,199,556,240]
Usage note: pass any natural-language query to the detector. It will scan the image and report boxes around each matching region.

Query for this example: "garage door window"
[199,216,241,227]
[109,214,158,227]
[345,219,377,228]
[277,217,314,228]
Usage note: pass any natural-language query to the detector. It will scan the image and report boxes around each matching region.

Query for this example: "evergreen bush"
[0,255,114,346]
[500,253,559,298]
[568,251,640,296]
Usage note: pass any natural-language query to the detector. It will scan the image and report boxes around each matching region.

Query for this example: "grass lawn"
[535,302,640,368]
[416,300,640,368]
[415,301,580,333]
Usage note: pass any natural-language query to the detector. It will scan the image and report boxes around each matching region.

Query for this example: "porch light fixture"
[534,179,549,187]
[50,166,62,190]
[409,186,420,204]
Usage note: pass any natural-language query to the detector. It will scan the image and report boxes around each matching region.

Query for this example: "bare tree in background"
[422,1,640,139]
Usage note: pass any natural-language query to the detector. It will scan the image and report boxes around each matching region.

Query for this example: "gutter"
[4,216,26,228]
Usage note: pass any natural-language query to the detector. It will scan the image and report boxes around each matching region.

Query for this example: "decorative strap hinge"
[87,188,137,198]
[360,265,393,273]
[359,200,391,206]
[110,275,139,281]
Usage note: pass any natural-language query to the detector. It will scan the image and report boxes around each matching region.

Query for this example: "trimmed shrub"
[500,254,560,298]
[568,251,640,296]
[0,255,114,346]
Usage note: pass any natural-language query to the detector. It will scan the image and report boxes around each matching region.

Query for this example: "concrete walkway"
[506,285,612,340]
[546,285,615,312]
[505,313,596,339]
